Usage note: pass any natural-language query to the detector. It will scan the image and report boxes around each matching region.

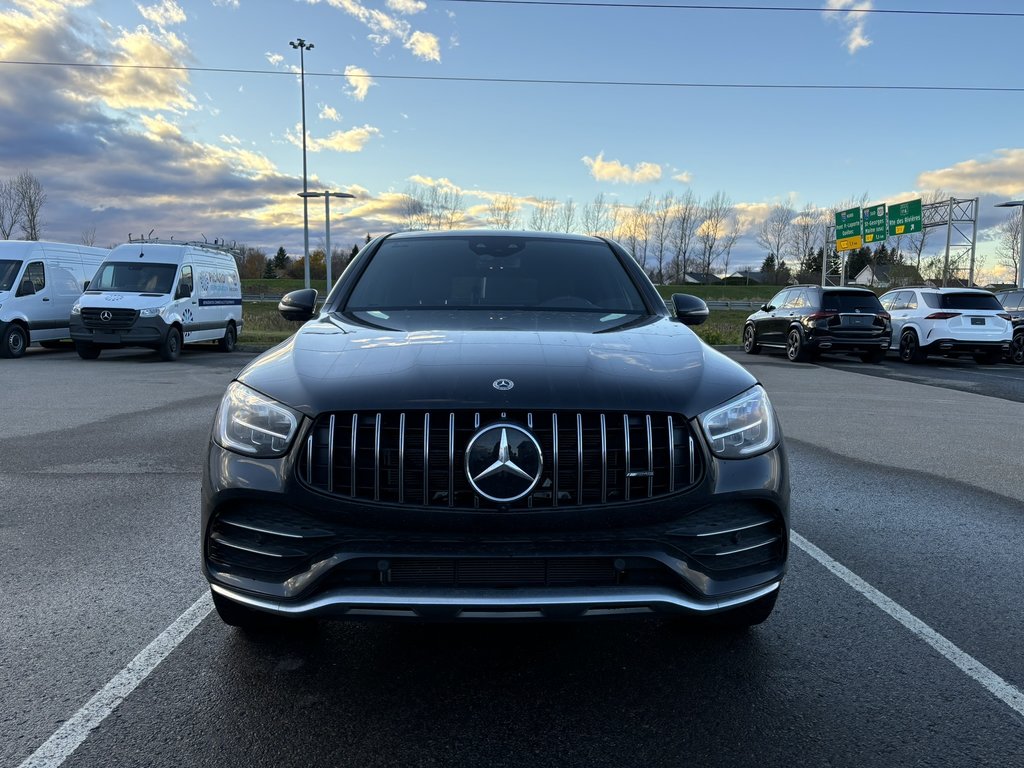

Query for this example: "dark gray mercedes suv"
[202,231,789,629]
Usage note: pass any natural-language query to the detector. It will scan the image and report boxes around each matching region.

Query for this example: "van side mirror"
[671,293,709,326]
[17,279,36,297]
[279,289,318,322]
[175,282,191,300]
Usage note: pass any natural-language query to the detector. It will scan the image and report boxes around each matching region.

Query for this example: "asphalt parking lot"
[2,344,1023,768]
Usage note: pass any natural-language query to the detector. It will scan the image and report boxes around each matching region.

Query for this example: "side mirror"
[17,279,36,297]
[175,283,192,300]
[761,304,772,312]
[279,288,318,322]
[671,293,709,326]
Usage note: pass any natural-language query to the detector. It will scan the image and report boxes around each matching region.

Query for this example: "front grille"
[81,307,139,330]
[297,410,703,509]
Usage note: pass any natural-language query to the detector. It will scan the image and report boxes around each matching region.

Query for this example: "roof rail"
[124,235,239,254]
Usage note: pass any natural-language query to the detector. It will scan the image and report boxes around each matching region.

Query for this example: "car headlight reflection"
[139,307,160,318]
[699,385,778,459]
[215,381,301,457]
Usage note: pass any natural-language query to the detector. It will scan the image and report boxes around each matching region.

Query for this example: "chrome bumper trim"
[210,581,780,620]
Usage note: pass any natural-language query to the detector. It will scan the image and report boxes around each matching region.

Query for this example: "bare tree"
[486,194,519,230]
[649,192,675,284]
[0,177,25,240]
[401,183,465,230]
[668,188,699,283]
[906,188,947,272]
[400,185,428,230]
[756,202,795,265]
[581,193,612,236]
[557,197,577,233]
[620,194,653,273]
[789,203,823,275]
[996,206,1022,286]
[15,171,46,240]
[696,191,732,281]
[81,226,97,247]
[528,198,559,231]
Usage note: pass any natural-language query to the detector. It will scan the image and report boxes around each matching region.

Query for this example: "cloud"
[136,0,186,27]
[319,104,341,121]
[917,149,1024,198]
[344,65,374,101]
[265,52,284,66]
[672,171,693,184]
[825,0,872,55]
[220,134,242,145]
[582,152,662,184]
[212,0,240,7]
[286,123,382,153]
[387,0,426,13]
[404,30,440,62]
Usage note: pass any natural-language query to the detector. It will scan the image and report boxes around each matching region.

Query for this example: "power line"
[2,59,1023,93]
[437,0,1024,18]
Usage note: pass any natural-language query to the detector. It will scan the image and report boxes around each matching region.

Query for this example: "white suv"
[879,287,1012,364]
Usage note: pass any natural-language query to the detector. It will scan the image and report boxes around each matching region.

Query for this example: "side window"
[1008,291,1024,311]
[26,261,45,291]
[769,290,789,310]
[786,290,808,309]
[891,291,911,311]
[879,293,896,310]
[178,265,193,298]
[906,292,918,311]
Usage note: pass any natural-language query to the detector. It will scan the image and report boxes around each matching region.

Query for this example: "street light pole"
[995,201,1024,289]
[299,190,356,291]
[289,37,314,290]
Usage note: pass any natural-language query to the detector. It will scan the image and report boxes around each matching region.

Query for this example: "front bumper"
[202,434,790,621]
[70,315,171,347]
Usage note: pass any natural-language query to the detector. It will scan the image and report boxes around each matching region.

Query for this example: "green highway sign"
[835,206,862,250]
[862,204,887,244]
[887,198,922,237]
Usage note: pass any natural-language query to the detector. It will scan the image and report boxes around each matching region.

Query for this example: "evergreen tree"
[262,260,275,279]
[272,247,289,274]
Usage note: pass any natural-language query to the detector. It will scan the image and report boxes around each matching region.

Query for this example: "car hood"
[78,292,170,309]
[237,313,758,419]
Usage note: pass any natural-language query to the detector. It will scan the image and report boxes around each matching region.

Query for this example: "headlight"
[139,307,160,318]
[699,385,778,459]
[71,303,80,315]
[214,382,301,458]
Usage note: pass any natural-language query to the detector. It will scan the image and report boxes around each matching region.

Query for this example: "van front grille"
[81,307,139,330]
[297,410,703,510]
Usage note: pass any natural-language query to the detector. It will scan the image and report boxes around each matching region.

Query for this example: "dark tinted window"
[24,261,45,291]
[822,291,883,313]
[999,291,1023,310]
[938,292,1002,310]
[347,236,647,313]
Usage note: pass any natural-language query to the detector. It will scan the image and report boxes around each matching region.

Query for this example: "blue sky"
[1,0,1023,275]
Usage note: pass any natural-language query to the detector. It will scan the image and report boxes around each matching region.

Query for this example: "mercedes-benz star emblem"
[465,424,543,503]
[492,378,514,391]
[100,310,113,322]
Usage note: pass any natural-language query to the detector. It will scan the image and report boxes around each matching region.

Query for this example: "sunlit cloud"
[344,65,374,101]
[265,52,284,66]
[387,0,426,14]
[917,149,1024,198]
[221,134,242,145]
[136,0,186,27]
[286,123,382,153]
[582,152,662,184]
[405,30,440,62]
[673,171,693,183]
[319,104,341,121]
[824,0,872,55]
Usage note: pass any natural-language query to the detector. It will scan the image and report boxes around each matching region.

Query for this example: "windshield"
[0,259,22,291]
[89,261,178,294]
[822,291,884,313]
[345,235,648,315]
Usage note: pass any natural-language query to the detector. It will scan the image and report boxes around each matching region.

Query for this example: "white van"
[0,241,109,359]
[70,241,243,361]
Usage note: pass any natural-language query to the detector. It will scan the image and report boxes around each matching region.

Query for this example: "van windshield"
[89,262,178,294]
[0,259,21,291]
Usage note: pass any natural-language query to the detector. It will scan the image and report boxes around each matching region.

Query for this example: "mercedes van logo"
[100,310,113,322]
[465,424,543,503]
[493,378,514,391]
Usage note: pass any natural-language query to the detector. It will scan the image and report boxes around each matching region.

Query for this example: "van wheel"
[75,342,101,360]
[1,324,28,358]
[159,327,182,361]
[218,322,237,352]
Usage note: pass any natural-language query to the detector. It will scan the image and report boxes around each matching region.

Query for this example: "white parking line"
[792,531,1024,719]
[17,536,1024,767]
[17,592,212,768]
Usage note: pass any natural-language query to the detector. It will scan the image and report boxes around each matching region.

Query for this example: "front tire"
[0,324,28,358]
[742,324,761,354]
[75,342,101,360]
[786,328,811,362]
[218,321,237,352]
[159,326,182,361]
[898,330,926,364]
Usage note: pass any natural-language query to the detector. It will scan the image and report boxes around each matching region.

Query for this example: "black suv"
[743,285,891,363]
[994,289,1024,364]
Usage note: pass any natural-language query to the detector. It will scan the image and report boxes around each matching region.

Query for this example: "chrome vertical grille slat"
[302,409,703,509]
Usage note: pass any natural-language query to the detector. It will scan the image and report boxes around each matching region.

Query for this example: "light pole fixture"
[289,37,314,290]
[995,200,1024,289]
[299,190,356,291]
